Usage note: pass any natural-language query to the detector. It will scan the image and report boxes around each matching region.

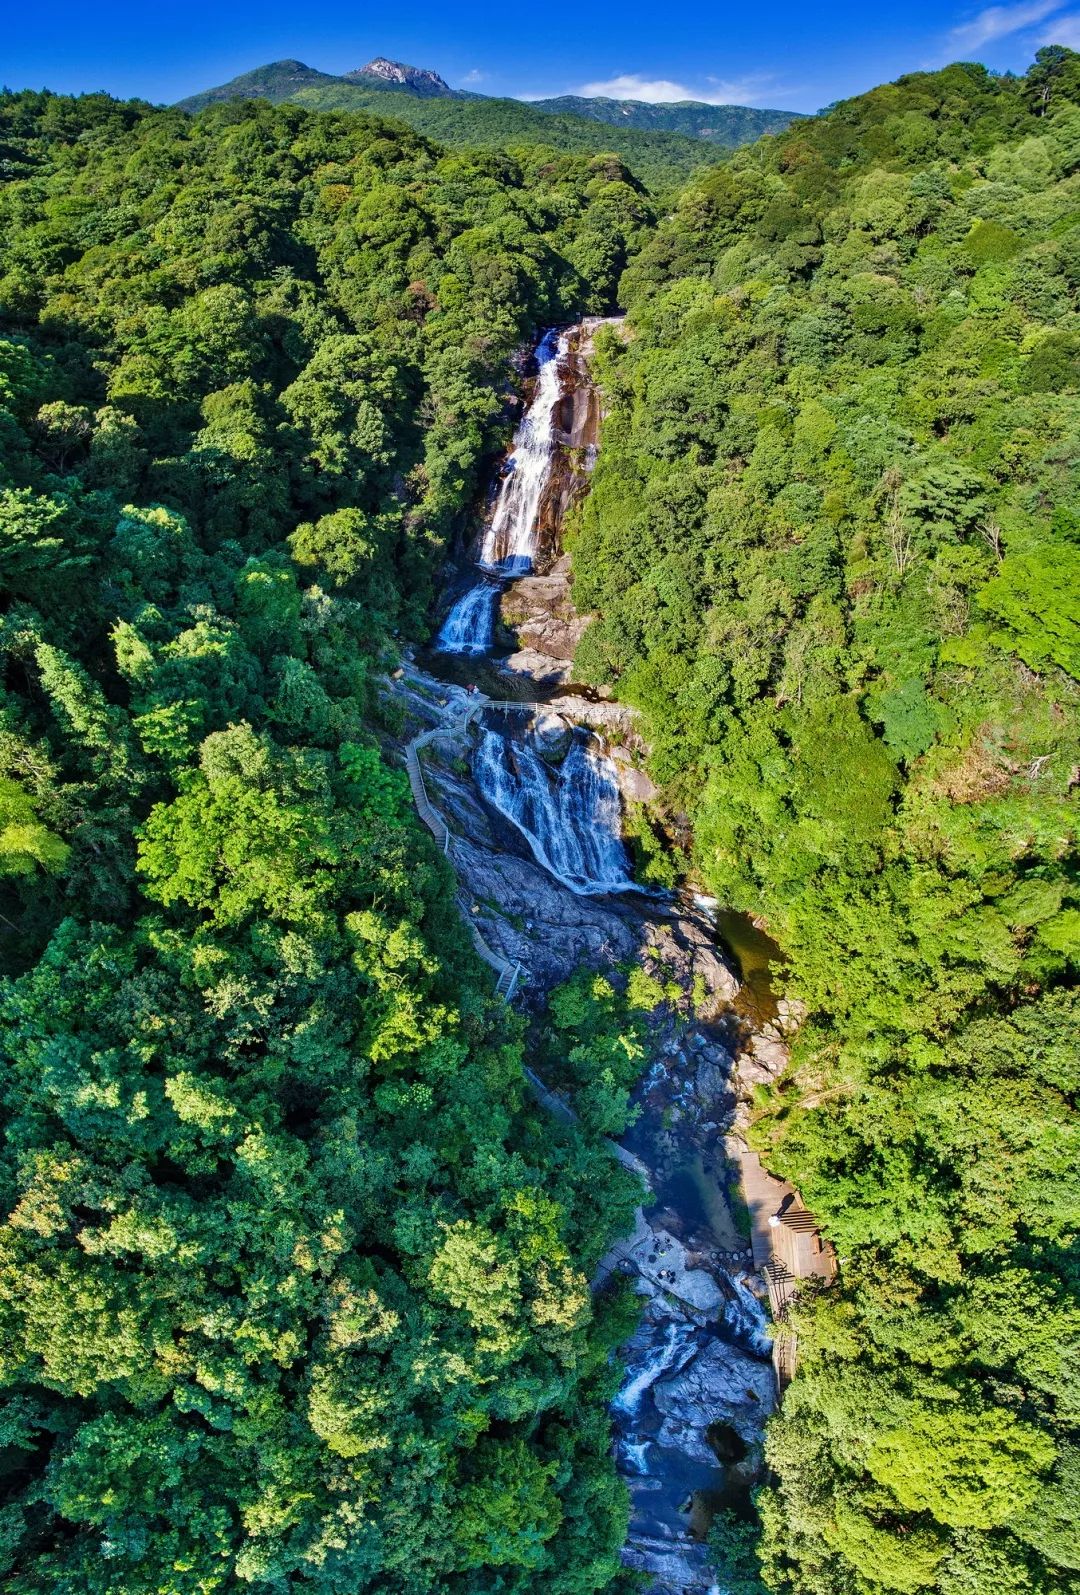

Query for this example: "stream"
[396,322,777,1594]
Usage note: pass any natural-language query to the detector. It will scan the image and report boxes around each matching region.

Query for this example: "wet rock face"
[613,1287,775,1595]
[405,697,739,1003]
[653,1333,776,1461]
[437,764,740,1000]
[387,307,783,1592]
[529,317,618,568]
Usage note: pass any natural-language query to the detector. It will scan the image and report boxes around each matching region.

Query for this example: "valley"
[0,43,1077,1595]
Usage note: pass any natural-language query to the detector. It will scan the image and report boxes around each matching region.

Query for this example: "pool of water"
[713,908,784,1028]
[653,1154,745,1253]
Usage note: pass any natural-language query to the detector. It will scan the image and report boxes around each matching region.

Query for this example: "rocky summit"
[343,57,455,95]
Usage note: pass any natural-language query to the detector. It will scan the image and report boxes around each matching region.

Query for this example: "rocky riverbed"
[386,318,790,1594]
[387,665,782,1593]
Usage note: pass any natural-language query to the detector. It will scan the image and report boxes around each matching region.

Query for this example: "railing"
[399,695,527,1000]
[404,741,449,852]
[396,690,628,1015]
[772,1324,798,1390]
[523,1067,651,1186]
[452,887,523,1001]
[495,962,521,1001]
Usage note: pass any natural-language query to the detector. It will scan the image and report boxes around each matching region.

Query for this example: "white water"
[473,726,636,896]
[435,327,565,654]
[612,1321,695,1417]
[725,1278,774,1357]
[419,319,774,1589]
[618,1439,654,1477]
[434,581,499,656]
[480,326,564,571]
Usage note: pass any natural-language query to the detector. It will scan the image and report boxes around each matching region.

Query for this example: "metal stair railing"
[404,741,449,852]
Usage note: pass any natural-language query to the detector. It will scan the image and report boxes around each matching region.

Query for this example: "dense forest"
[525,95,801,146]
[283,86,724,194]
[175,56,799,171]
[1,41,1078,1595]
[571,47,1080,1595]
[0,89,653,1590]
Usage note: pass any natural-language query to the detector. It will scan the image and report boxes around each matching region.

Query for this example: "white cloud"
[569,71,790,107]
[1038,9,1080,43]
[947,0,1065,52]
[574,74,708,103]
[461,68,486,84]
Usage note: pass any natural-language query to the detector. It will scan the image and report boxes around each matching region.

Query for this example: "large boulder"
[653,1335,777,1460]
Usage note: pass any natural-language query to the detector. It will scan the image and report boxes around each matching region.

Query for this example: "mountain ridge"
[529,92,801,142]
[174,54,802,145]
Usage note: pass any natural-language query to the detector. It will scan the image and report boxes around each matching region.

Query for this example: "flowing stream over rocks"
[472,725,637,896]
[391,322,780,1594]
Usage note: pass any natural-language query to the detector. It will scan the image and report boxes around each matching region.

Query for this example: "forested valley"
[572,48,1080,1595]
[0,92,652,1591]
[0,44,1077,1595]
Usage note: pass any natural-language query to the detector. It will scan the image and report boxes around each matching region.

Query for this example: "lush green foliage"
[529,95,803,147]
[6,43,1080,1593]
[570,51,1080,1595]
[534,967,675,1138]
[175,59,749,193]
[176,56,802,155]
[0,88,650,1591]
[286,86,724,195]
[174,57,347,110]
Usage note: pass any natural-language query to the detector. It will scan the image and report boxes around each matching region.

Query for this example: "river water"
[413,323,776,1594]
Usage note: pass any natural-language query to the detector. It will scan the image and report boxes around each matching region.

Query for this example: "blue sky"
[5,0,1080,111]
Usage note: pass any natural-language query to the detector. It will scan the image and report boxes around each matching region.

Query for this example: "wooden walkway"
[523,1068,652,1185]
[455,892,522,1001]
[736,1144,836,1390]
[405,736,450,853]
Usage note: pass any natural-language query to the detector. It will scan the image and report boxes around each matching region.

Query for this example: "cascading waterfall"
[479,326,564,571]
[473,725,636,896]
[726,1276,774,1357]
[433,580,499,657]
[435,327,566,655]
[611,1320,696,1418]
[618,1439,654,1477]
[415,317,775,1591]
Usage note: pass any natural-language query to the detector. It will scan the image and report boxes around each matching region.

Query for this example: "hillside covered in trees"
[283,84,725,194]
[570,47,1080,1595]
[0,41,1078,1595]
[527,94,801,145]
[175,55,799,180]
[0,89,653,1591]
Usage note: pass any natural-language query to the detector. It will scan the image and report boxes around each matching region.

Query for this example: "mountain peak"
[344,57,453,96]
[174,58,340,113]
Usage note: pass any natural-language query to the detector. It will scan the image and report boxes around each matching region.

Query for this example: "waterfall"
[618,1439,654,1477]
[412,318,774,1591]
[434,328,565,655]
[473,725,636,896]
[436,580,499,655]
[480,327,564,573]
[725,1278,774,1357]
[612,1320,695,1417]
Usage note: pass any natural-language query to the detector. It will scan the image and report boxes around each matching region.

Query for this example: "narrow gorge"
[387,325,822,1594]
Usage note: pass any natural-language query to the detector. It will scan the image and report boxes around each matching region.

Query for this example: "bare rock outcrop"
[500,555,590,677]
